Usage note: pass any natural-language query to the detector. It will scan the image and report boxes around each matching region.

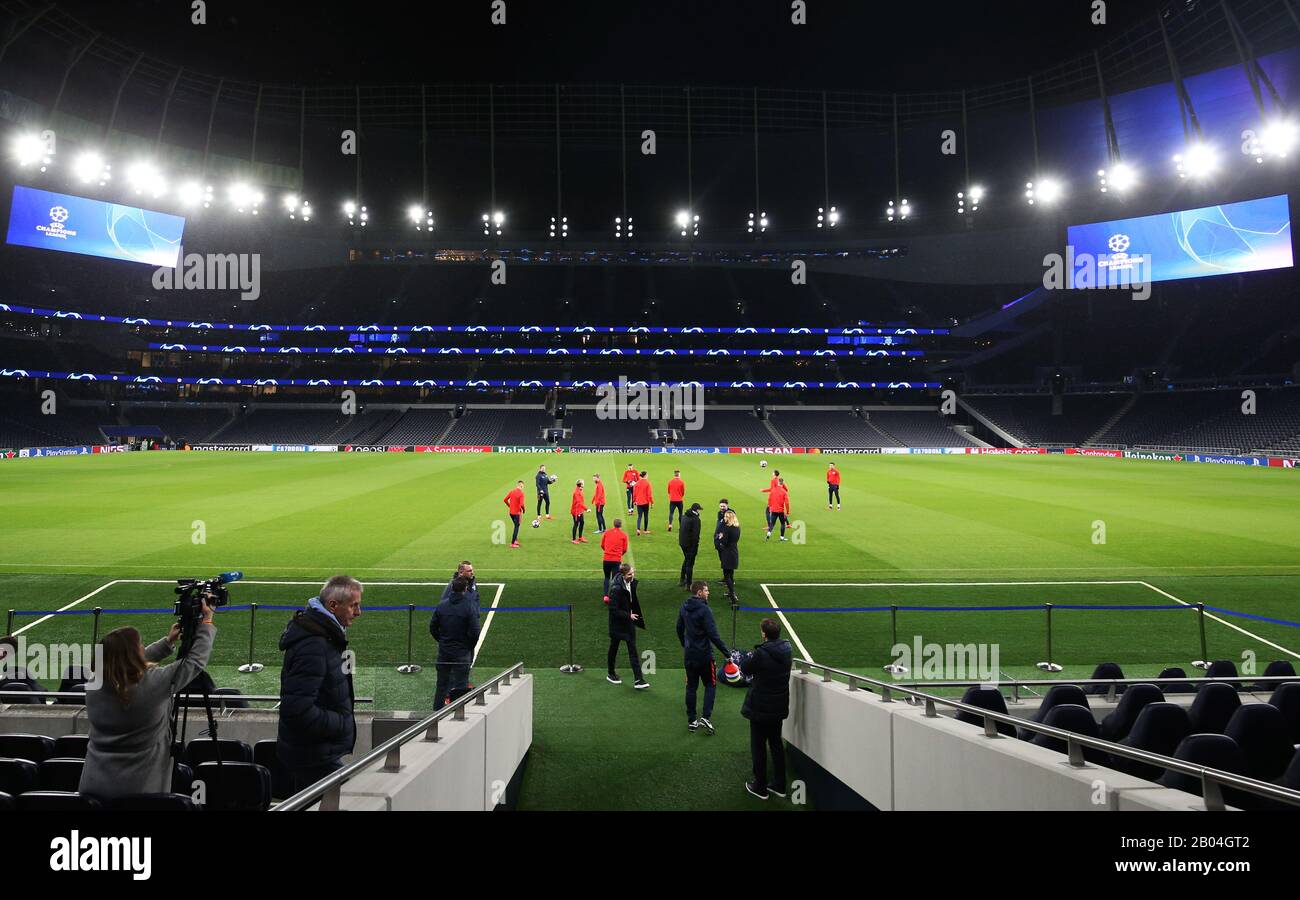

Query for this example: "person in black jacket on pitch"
[278,575,362,793]
[677,581,730,734]
[606,563,648,689]
[714,508,741,607]
[430,575,482,707]
[678,502,702,587]
[740,617,794,800]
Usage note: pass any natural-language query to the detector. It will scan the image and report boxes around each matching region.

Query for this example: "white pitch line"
[1138,581,1300,662]
[472,583,507,665]
[761,580,1146,588]
[12,579,123,636]
[759,583,814,663]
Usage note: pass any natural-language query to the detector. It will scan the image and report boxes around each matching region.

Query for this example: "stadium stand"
[373,408,452,445]
[866,410,977,447]
[559,408,659,447]
[767,409,901,448]
[441,407,555,445]
[1092,388,1300,453]
[964,393,1132,447]
[671,410,777,447]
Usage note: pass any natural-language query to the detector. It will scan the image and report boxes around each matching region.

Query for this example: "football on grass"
[531,518,541,528]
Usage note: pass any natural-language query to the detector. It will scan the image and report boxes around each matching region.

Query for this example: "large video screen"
[1067,194,1292,284]
[5,185,185,268]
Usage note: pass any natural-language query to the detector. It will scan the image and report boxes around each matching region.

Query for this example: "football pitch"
[1,450,1299,810]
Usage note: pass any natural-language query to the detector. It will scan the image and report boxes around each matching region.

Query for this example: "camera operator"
[79,603,216,800]
[278,575,362,794]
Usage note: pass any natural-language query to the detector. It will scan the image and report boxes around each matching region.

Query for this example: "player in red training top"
[503,480,526,548]
[666,469,686,532]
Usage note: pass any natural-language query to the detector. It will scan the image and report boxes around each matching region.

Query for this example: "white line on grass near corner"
[1139,581,1300,661]
[759,583,813,663]
[472,582,506,666]
[12,579,123,637]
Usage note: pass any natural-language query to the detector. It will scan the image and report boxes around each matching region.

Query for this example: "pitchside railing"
[793,659,1300,812]
[272,662,526,812]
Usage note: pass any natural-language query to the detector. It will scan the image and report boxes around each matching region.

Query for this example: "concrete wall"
[785,673,1227,811]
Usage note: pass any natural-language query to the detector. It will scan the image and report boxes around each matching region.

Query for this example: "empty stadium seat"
[1084,662,1125,695]
[0,680,41,703]
[194,761,272,811]
[1158,734,1250,805]
[56,667,89,705]
[1205,659,1241,690]
[185,737,253,768]
[0,790,12,812]
[953,686,1017,736]
[1029,704,1108,764]
[0,733,54,763]
[1224,704,1295,782]
[108,793,198,811]
[212,687,250,709]
[1189,682,1242,734]
[14,791,102,811]
[172,762,194,796]
[51,734,90,759]
[1099,683,1163,742]
[0,757,38,795]
[1018,684,1089,740]
[253,739,294,800]
[37,758,85,793]
[1109,702,1193,781]
[1157,667,1195,694]
[1256,660,1298,693]
[1270,682,1300,745]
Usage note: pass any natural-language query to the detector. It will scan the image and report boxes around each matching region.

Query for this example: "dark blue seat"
[14,791,101,811]
[1255,660,1297,693]
[0,733,54,763]
[55,667,89,705]
[1269,682,1300,745]
[253,739,294,800]
[0,790,12,811]
[0,757,38,795]
[1204,660,1241,691]
[37,758,85,793]
[1189,682,1241,734]
[1224,704,1294,782]
[184,737,253,768]
[1029,704,1108,764]
[172,761,194,796]
[1110,702,1193,781]
[1158,734,1250,806]
[0,680,41,704]
[1158,667,1194,694]
[108,793,198,811]
[51,734,90,759]
[1085,662,1125,696]
[212,688,250,710]
[194,761,272,811]
[1099,683,1163,742]
[1019,684,1089,740]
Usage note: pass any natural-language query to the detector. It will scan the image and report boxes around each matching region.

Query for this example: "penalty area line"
[472,583,506,666]
[1138,581,1300,662]
[759,584,814,664]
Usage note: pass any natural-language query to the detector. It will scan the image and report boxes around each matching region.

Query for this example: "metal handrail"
[0,691,374,703]
[272,662,525,812]
[884,674,1296,703]
[794,659,1300,811]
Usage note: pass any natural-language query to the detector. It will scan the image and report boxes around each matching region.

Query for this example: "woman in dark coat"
[715,508,741,606]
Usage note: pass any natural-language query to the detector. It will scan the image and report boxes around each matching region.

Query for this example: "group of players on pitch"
[500,461,844,550]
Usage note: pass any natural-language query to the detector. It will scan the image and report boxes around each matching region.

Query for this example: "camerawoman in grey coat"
[79,614,216,800]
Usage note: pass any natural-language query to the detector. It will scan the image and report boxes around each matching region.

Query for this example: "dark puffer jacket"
[277,606,356,769]
[740,638,793,722]
[678,508,701,552]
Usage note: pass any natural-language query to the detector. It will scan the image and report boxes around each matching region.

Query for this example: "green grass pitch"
[1,450,1298,809]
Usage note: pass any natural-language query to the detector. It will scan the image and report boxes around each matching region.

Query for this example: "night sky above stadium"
[54,0,1173,88]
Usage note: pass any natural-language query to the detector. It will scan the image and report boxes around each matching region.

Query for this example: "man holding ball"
[535,465,554,520]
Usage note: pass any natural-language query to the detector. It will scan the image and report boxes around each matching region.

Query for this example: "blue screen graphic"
[1067,194,1293,284]
[5,185,185,268]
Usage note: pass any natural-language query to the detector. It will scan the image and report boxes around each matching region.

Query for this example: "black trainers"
[768,785,788,798]
[606,674,622,685]
[688,719,699,732]
[745,781,769,800]
[697,717,715,735]
[634,679,649,690]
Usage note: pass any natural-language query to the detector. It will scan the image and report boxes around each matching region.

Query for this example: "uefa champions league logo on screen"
[35,205,77,240]
[1107,233,1130,253]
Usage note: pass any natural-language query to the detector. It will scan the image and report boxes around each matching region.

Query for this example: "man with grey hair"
[278,574,363,794]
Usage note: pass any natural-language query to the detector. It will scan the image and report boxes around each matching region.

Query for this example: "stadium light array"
[284,195,312,221]
[817,205,840,228]
[1256,120,1298,161]
[550,215,568,238]
[1173,143,1217,179]
[1097,163,1137,194]
[227,183,263,215]
[956,186,983,214]
[71,151,110,186]
[482,210,505,236]
[125,161,167,198]
[1024,178,1062,206]
[176,181,212,208]
[11,133,52,170]
[408,205,434,231]
[614,215,634,239]
[344,200,368,227]
[747,211,768,234]
[676,210,699,237]
[885,198,910,222]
